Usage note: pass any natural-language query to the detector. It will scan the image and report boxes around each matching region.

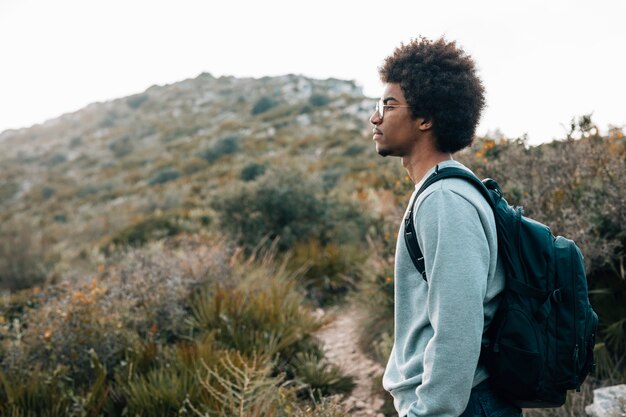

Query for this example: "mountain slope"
[0,73,387,282]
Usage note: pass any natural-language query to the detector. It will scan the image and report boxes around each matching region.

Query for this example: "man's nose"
[370,110,381,125]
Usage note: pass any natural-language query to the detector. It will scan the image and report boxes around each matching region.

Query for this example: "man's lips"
[373,129,382,140]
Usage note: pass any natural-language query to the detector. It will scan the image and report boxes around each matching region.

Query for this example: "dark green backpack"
[404,166,599,408]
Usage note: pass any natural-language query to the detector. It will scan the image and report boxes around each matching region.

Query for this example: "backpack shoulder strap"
[404,166,496,281]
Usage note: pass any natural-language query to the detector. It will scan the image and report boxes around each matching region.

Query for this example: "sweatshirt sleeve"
[406,187,489,417]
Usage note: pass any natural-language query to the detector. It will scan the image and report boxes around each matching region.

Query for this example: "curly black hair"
[379,37,485,153]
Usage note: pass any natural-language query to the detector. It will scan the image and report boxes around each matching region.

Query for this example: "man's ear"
[417,116,433,132]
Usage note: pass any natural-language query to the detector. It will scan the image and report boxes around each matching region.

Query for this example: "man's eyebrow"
[382,96,400,104]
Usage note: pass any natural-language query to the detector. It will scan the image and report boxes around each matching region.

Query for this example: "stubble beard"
[375,142,392,157]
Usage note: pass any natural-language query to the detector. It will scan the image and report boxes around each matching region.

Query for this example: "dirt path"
[314,305,386,417]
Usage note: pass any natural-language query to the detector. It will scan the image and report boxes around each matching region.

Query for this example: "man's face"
[369,83,420,157]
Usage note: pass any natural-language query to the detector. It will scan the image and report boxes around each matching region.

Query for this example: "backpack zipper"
[569,242,581,391]
[573,344,580,391]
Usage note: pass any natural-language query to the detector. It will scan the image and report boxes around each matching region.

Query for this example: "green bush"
[188,277,320,357]
[47,153,66,166]
[40,186,55,200]
[0,182,19,204]
[100,110,117,128]
[240,162,266,181]
[0,219,47,291]
[288,241,365,306]
[110,216,183,248]
[199,136,240,163]
[251,96,279,115]
[308,94,330,107]
[122,366,197,417]
[109,136,134,158]
[52,213,67,223]
[0,353,108,417]
[290,352,355,399]
[213,169,329,252]
[148,167,181,185]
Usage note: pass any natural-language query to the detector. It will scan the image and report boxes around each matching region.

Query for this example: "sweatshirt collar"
[414,159,461,190]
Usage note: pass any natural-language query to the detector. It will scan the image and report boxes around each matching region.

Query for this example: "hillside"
[0,73,390,285]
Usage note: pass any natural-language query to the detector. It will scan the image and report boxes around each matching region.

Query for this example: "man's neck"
[402,151,453,185]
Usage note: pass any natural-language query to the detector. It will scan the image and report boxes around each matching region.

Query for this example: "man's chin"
[376,147,392,157]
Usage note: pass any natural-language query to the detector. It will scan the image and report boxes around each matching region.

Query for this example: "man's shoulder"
[414,166,491,215]
[416,178,482,209]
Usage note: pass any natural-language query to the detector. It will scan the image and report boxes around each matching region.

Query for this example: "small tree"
[0,219,47,291]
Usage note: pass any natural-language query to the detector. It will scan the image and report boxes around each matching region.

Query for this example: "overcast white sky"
[1,0,625,144]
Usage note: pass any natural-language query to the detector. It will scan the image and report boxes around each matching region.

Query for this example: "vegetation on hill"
[0,73,623,416]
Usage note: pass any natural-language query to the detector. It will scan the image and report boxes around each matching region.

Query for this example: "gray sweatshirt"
[382,160,505,417]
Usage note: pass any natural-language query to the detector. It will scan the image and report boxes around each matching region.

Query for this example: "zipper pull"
[573,344,581,391]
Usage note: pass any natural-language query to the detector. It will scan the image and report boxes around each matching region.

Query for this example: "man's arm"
[408,187,490,417]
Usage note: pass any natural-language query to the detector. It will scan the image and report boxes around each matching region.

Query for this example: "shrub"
[52,213,67,223]
[357,251,395,365]
[70,136,82,147]
[212,168,328,252]
[343,144,366,156]
[160,126,190,142]
[104,236,232,340]
[148,167,180,185]
[199,136,240,163]
[291,395,348,417]
[251,96,279,115]
[0,219,47,291]
[1,280,135,388]
[188,273,321,357]
[41,186,55,200]
[288,241,365,306]
[182,157,208,175]
[100,111,117,128]
[109,136,134,158]
[0,367,71,416]
[127,93,149,109]
[110,216,184,248]
[192,352,286,417]
[309,94,330,107]
[76,184,102,198]
[240,162,266,181]
[0,182,19,204]
[122,366,197,417]
[290,352,355,399]
[47,153,66,166]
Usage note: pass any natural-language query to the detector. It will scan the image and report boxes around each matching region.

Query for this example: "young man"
[370,38,522,417]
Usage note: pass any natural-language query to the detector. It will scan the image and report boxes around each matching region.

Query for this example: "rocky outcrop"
[585,384,626,417]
